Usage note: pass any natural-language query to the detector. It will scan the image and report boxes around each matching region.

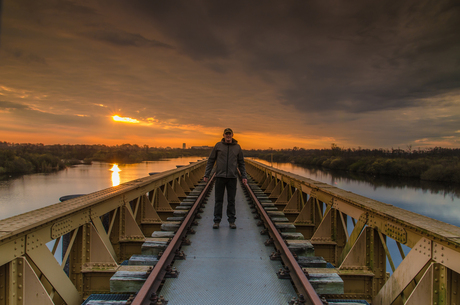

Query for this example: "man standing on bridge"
[204,128,247,229]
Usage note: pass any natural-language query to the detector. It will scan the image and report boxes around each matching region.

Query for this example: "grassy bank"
[0,142,211,175]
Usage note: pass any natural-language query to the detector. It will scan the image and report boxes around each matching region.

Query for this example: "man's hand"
[203,176,208,182]
[242,178,248,185]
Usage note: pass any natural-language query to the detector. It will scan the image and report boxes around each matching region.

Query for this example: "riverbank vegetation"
[245,145,460,184]
[1,141,459,184]
[0,142,210,174]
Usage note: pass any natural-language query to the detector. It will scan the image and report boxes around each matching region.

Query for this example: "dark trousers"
[214,177,237,223]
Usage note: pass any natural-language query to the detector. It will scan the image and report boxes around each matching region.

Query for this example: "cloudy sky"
[1,0,460,149]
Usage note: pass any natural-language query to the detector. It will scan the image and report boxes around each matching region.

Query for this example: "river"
[250,159,460,227]
[1,157,459,272]
[1,157,459,225]
[0,157,205,219]
[250,158,460,273]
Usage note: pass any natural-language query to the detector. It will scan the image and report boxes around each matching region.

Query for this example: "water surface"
[0,157,203,219]
[250,158,460,227]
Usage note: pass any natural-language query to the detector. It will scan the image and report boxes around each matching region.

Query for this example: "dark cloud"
[12,0,98,20]
[84,30,174,49]
[2,0,460,148]
[0,0,3,46]
[125,1,232,60]
[0,101,30,110]
[0,100,100,127]
[3,47,47,64]
[124,0,460,114]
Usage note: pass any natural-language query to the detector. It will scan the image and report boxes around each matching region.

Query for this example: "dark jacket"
[204,138,247,179]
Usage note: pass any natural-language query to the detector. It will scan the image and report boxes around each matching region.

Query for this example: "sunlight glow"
[110,164,121,172]
[110,164,121,186]
[111,171,120,186]
[112,115,140,124]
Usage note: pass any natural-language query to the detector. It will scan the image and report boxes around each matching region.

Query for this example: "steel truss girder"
[0,161,207,304]
[245,159,460,302]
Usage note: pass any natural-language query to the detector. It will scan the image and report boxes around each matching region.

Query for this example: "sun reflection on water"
[110,164,121,186]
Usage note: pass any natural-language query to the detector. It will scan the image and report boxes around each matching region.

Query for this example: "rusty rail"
[243,181,324,305]
[132,173,215,305]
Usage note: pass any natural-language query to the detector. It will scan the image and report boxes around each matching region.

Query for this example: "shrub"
[6,157,34,174]
[421,164,459,182]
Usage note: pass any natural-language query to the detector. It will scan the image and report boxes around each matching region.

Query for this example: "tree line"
[1,141,459,184]
[245,145,460,184]
[0,142,211,175]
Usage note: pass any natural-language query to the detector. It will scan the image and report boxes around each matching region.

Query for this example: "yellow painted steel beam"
[0,160,206,242]
[26,228,82,305]
[0,160,206,304]
[246,159,460,302]
[246,159,460,250]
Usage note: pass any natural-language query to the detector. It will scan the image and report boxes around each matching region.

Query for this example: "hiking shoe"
[213,222,219,229]
[229,223,237,229]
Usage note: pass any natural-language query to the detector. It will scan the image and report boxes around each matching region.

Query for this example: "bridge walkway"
[160,179,296,304]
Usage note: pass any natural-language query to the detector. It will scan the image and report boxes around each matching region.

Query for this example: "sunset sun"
[112,115,140,124]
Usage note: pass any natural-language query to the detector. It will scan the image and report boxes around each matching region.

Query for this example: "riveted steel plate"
[384,222,407,243]
[433,242,460,274]
[51,211,90,239]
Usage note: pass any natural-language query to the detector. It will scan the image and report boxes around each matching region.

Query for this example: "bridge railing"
[245,159,460,305]
[0,160,206,305]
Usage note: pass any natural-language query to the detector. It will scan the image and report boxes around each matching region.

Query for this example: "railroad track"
[83,173,348,305]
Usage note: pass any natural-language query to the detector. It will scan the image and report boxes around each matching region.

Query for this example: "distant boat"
[59,194,85,202]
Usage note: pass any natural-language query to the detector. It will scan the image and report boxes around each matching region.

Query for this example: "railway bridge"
[1,159,459,304]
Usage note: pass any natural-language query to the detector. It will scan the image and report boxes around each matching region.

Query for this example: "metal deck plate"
[160,181,297,304]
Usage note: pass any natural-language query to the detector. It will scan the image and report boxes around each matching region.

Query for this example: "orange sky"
[1,1,460,149]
